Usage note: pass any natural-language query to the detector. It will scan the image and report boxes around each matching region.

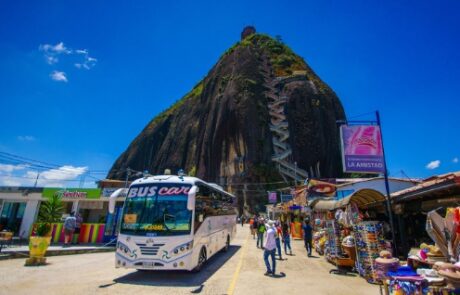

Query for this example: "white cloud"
[0,164,28,173]
[17,135,36,141]
[46,56,59,65]
[39,165,87,180]
[0,176,22,186]
[39,43,97,81]
[39,42,71,54]
[74,55,97,70]
[0,164,90,187]
[50,71,68,82]
[426,160,441,170]
[453,157,459,164]
[75,49,88,55]
[31,165,88,187]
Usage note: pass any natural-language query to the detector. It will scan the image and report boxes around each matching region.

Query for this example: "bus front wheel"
[193,247,207,272]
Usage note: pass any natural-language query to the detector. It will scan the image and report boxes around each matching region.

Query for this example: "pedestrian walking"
[263,220,277,276]
[275,221,283,260]
[302,219,313,256]
[249,217,256,239]
[241,215,245,227]
[256,218,266,248]
[282,222,292,255]
[73,212,83,244]
[63,212,77,247]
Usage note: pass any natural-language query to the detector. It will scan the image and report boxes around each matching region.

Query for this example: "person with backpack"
[63,212,77,247]
[257,217,266,249]
[275,221,283,260]
[263,220,277,276]
[282,222,292,255]
[302,218,313,257]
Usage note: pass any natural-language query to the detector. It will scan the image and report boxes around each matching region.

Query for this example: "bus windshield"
[120,184,192,236]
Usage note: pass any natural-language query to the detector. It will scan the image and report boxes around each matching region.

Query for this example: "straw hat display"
[375,250,400,281]
[436,263,460,289]
[375,250,399,265]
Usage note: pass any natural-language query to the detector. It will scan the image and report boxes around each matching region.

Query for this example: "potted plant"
[26,193,63,266]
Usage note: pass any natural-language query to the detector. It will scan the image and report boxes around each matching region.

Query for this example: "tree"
[36,194,64,236]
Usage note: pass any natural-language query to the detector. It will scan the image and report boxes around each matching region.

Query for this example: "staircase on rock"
[261,56,309,183]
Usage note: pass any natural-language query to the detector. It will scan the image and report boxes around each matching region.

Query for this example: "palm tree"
[36,194,63,236]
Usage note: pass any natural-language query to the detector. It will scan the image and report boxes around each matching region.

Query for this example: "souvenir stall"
[312,189,392,282]
[381,207,460,294]
[311,199,336,258]
[379,172,460,294]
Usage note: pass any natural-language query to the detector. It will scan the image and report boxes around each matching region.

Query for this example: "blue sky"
[0,0,459,187]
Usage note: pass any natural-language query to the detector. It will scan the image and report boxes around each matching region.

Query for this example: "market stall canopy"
[391,171,460,203]
[313,188,386,211]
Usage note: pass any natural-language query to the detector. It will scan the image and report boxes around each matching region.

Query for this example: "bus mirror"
[109,188,125,214]
[188,186,197,211]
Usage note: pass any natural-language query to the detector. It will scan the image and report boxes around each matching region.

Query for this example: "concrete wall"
[19,200,40,238]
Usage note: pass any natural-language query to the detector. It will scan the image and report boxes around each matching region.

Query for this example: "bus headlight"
[172,241,193,256]
[117,241,133,257]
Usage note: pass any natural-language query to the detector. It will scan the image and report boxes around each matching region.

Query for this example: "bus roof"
[130,175,236,199]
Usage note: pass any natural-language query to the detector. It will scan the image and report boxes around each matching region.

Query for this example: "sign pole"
[376,111,398,257]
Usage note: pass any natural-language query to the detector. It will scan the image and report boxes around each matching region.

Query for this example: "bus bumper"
[115,252,194,271]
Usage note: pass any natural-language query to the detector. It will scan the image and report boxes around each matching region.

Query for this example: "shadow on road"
[270,272,286,279]
[110,245,241,288]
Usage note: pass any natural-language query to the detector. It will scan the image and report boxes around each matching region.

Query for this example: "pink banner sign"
[268,192,277,204]
[340,125,385,174]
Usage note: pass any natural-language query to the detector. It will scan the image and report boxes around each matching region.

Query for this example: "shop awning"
[313,189,386,211]
[312,199,337,211]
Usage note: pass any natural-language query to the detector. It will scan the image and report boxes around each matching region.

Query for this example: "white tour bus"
[108,174,237,271]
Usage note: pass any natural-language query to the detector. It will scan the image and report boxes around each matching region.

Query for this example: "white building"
[335,177,419,199]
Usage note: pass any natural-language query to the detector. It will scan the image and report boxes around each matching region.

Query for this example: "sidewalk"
[0,244,115,260]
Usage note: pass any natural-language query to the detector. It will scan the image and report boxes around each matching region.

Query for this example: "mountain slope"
[108,32,346,199]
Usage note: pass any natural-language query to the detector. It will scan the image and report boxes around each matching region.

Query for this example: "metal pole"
[376,111,398,256]
[33,171,40,188]
[294,161,297,186]
[124,167,131,188]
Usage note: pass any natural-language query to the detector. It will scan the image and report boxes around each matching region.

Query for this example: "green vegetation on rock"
[149,80,204,127]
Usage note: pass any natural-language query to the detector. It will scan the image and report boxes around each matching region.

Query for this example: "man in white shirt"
[263,220,277,276]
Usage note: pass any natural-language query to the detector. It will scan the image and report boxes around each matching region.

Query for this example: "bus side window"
[194,184,209,233]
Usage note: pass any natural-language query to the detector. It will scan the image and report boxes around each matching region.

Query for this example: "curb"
[0,247,115,260]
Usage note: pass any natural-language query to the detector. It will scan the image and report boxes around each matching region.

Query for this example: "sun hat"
[375,250,399,265]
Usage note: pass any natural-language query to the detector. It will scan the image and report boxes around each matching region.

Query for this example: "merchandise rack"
[325,220,342,261]
[353,221,386,283]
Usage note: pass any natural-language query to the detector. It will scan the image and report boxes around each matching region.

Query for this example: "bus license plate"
[143,262,155,268]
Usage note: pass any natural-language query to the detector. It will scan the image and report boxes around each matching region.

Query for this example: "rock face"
[108,31,346,206]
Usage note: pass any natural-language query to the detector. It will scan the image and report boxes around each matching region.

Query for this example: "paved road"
[0,225,379,295]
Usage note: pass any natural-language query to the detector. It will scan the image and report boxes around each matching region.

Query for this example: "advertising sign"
[268,192,277,204]
[42,188,101,199]
[307,179,336,197]
[340,125,385,174]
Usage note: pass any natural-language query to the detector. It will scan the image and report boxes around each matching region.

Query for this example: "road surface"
[0,225,379,295]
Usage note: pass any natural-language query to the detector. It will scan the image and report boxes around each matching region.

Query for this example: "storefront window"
[0,202,26,235]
